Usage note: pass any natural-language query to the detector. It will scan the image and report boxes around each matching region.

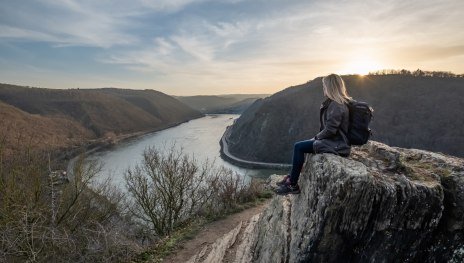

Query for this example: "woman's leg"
[289,139,315,184]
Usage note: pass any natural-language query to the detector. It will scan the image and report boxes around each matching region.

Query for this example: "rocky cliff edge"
[188,141,464,262]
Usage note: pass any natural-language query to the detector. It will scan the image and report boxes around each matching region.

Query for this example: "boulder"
[190,141,464,262]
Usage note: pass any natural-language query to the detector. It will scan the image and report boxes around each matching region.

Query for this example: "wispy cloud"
[0,0,142,47]
[171,35,215,61]
[1,0,463,95]
[0,25,63,43]
[392,45,464,62]
[138,0,208,12]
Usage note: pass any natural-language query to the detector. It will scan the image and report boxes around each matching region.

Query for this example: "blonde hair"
[322,74,351,104]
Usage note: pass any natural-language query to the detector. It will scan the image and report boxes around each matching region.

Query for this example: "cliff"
[188,141,464,262]
[226,75,464,163]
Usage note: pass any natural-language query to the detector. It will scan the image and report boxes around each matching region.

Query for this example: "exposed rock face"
[190,141,464,262]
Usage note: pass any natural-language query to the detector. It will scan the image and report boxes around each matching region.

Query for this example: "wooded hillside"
[226,74,464,162]
[0,84,203,155]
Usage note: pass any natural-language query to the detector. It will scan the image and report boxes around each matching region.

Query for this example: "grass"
[133,220,205,263]
[398,154,453,182]
[133,190,273,263]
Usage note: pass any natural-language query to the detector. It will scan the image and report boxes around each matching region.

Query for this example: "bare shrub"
[0,131,266,262]
[0,143,141,262]
[125,146,266,237]
[207,170,266,214]
[125,146,216,236]
[236,177,267,203]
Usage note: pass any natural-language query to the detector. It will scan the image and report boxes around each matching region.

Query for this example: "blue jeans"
[289,139,315,184]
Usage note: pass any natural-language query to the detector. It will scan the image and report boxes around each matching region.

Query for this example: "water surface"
[88,114,283,188]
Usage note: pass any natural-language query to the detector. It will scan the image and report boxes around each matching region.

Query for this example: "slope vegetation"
[0,101,92,155]
[176,94,269,113]
[0,84,203,154]
[226,75,464,162]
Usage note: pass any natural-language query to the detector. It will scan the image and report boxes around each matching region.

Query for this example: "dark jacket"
[313,98,351,156]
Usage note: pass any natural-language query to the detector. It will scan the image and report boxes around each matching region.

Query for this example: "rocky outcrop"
[190,141,464,262]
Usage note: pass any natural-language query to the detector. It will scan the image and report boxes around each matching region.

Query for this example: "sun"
[341,56,383,76]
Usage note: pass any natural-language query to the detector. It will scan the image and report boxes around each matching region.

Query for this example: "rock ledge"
[190,141,464,262]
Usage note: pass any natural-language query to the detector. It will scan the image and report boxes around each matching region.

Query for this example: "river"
[87,114,284,188]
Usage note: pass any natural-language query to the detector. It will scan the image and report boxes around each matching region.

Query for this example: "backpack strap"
[339,102,351,146]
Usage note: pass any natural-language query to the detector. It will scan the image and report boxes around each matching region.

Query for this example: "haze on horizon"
[1,0,463,96]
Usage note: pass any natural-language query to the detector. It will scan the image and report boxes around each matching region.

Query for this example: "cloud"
[0,0,140,47]
[393,45,464,62]
[1,0,464,95]
[154,38,175,55]
[171,35,215,61]
[138,0,208,13]
[99,0,464,85]
[0,0,251,48]
[0,25,62,43]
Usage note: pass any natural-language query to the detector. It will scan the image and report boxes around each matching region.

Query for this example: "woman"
[275,74,352,195]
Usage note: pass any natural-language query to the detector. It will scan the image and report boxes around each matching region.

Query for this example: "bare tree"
[0,143,138,262]
[125,146,217,235]
[368,68,463,78]
[125,146,266,237]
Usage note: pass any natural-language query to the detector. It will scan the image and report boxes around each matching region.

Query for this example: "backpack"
[345,100,373,145]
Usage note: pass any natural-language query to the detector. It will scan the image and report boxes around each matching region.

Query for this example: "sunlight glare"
[341,56,383,75]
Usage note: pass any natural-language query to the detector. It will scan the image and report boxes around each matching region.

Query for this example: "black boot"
[275,183,300,195]
[276,175,290,186]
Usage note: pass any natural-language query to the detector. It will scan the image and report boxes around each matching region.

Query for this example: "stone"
[190,141,464,262]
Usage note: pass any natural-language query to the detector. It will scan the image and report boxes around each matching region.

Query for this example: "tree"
[124,146,262,237]
[0,142,134,262]
[125,147,216,235]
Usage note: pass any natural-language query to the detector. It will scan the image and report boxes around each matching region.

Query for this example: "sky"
[0,0,463,95]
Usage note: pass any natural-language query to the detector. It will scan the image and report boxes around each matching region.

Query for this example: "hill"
[225,74,464,163]
[96,88,205,127]
[0,101,92,156]
[176,94,269,113]
[0,83,203,154]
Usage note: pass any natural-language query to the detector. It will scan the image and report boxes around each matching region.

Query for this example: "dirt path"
[163,201,270,263]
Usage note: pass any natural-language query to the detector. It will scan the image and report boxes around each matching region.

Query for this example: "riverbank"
[220,125,291,170]
[65,115,204,171]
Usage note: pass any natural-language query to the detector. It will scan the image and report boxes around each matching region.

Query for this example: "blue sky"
[1,0,463,95]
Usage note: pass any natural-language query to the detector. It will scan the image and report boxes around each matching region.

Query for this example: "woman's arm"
[315,102,344,140]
